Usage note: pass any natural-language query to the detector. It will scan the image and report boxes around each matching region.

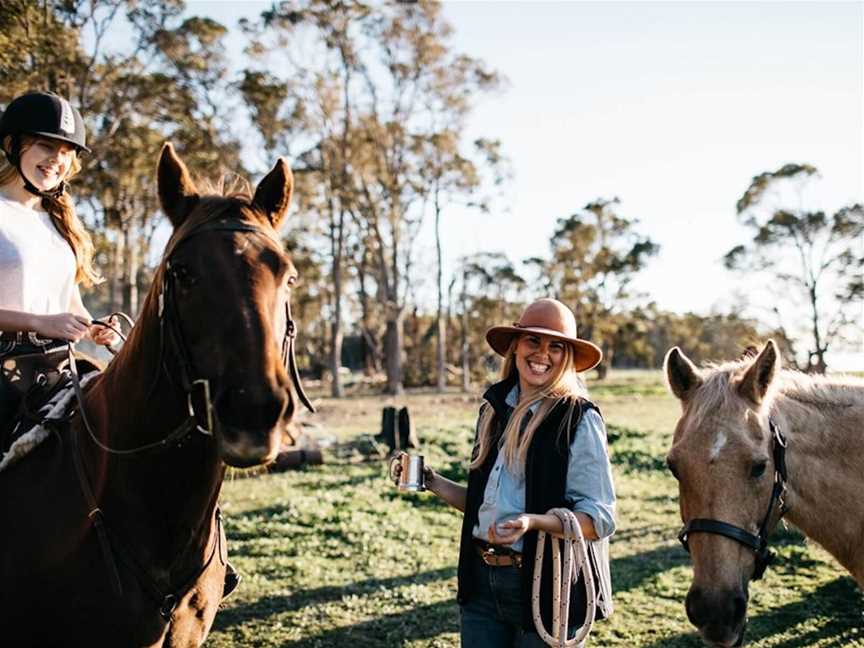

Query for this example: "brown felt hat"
[485,298,603,372]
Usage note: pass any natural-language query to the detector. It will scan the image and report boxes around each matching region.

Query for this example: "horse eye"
[285,275,297,287]
[666,457,680,480]
[750,460,768,479]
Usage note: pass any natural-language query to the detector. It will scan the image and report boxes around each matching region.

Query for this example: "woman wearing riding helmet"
[393,298,616,647]
[0,91,118,432]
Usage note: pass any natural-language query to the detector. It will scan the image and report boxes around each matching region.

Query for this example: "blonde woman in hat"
[397,298,616,647]
[0,92,118,432]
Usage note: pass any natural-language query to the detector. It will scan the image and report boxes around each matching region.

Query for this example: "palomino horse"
[665,340,864,647]
[0,144,310,647]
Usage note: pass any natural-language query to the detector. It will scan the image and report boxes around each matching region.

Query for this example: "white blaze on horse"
[664,340,864,647]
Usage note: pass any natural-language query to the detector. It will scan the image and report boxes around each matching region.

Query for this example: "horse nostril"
[685,587,708,628]
[731,592,747,624]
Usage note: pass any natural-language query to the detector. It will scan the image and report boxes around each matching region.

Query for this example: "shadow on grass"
[612,544,690,593]
[279,599,457,647]
[213,565,457,632]
[638,576,862,648]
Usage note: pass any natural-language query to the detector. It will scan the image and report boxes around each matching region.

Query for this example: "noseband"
[677,418,788,580]
[73,215,314,457]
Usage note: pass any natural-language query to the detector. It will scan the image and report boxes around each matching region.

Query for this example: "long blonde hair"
[470,335,590,475]
[0,134,100,286]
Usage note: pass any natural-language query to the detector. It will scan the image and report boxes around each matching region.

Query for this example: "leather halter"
[677,418,788,580]
[74,215,314,456]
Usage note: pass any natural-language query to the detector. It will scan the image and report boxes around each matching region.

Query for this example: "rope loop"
[531,508,596,648]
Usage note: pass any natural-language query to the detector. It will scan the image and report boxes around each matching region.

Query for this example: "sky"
[186,1,863,366]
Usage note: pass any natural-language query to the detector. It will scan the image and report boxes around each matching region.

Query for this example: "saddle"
[0,346,102,464]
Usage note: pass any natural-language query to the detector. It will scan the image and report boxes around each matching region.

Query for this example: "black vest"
[456,376,601,632]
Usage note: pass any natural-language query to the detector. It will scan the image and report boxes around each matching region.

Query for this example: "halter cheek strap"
[677,418,789,581]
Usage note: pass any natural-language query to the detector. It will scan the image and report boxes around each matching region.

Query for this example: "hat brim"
[485,325,603,373]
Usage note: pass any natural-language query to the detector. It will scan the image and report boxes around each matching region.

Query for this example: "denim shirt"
[472,385,617,551]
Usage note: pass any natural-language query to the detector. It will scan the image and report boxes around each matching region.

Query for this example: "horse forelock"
[683,359,765,438]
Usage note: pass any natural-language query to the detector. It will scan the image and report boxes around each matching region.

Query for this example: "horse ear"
[158,142,199,228]
[253,158,293,228]
[664,347,703,401]
[738,339,780,404]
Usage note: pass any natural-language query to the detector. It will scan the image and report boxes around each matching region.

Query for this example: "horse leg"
[160,559,227,648]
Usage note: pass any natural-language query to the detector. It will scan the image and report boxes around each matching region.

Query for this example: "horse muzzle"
[686,585,748,647]
[213,386,287,466]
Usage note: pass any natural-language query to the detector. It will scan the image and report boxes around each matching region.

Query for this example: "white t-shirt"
[0,195,77,316]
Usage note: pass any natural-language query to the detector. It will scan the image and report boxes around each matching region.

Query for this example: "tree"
[539,198,659,378]
[725,163,864,372]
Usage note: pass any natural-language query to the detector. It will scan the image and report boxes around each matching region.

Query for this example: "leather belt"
[475,542,523,568]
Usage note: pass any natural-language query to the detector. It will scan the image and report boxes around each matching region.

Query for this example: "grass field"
[207,370,863,647]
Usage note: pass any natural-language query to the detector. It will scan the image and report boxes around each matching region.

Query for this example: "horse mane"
[774,371,864,411]
[688,359,864,430]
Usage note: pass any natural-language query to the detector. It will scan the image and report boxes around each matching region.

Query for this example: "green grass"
[207,371,863,647]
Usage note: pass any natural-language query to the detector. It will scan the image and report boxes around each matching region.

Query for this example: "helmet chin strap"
[3,138,68,200]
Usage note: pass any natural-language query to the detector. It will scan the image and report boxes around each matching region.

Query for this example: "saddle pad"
[0,371,99,473]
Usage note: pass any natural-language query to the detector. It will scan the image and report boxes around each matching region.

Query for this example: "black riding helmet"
[0,91,89,199]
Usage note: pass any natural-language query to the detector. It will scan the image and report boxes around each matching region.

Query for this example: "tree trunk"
[329,207,346,398]
[122,223,138,316]
[434,193,446,392]
[460,278,470,392]
[384,309,404,395]
[808,284,827,374]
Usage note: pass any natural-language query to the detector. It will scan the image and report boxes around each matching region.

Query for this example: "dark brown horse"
[0,144,308,646]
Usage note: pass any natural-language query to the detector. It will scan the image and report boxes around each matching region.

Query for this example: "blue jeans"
[460,549,580,648]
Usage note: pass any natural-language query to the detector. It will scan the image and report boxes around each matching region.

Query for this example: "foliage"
[725,163,863,372]
[529,198,660,378]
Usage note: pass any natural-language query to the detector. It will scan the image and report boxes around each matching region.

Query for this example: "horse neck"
[81,298,224,562]
[770,373,864,582]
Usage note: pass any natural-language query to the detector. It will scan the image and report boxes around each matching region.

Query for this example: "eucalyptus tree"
[454,252,526,388]
[243,0,502,394]
[543,198,659,378]
[240,0,372,397]
[724,163,863,373]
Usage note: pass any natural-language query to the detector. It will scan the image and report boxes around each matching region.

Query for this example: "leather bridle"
[677,418,788,581]
[72,215,315,457]
[60,215,315,618]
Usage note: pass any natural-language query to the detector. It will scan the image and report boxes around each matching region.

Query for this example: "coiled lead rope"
[531,508,596,648]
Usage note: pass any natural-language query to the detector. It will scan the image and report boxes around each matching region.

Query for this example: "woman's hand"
[389,451,437,490]
[489,514,533,546]
[33,312,91,342]
[87,315,121,347]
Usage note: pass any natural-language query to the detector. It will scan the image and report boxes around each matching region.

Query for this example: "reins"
[677,418,789,580]
[532,508,597,648]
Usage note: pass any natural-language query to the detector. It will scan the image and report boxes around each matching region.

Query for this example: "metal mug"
[389,453,426,492]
